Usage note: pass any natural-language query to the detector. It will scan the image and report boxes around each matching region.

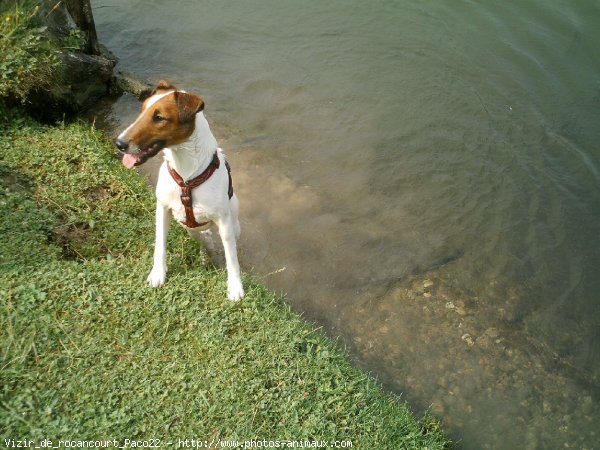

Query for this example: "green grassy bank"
[0,111,450,448]
[0,0,62,104]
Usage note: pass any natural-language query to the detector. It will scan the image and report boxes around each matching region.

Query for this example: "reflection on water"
[92,1,600,448]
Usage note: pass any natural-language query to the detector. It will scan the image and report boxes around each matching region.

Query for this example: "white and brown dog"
[115,81,244,301]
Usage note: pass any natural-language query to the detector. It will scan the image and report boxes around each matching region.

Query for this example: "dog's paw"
[227,278,245,302]
[147,267,167,287]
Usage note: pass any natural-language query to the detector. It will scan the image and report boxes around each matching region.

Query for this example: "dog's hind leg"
[216,212,244,301]
[230,194,241,240]
[189,226,226,269]
[147,202,171,287]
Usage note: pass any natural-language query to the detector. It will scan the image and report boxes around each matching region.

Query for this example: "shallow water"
[92,1,599,448]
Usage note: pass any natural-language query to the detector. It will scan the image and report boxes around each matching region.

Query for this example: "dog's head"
[115,80,205,168]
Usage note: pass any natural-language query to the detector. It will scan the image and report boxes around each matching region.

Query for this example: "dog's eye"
[153,114,168,123]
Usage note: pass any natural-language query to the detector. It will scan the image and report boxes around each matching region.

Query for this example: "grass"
[0,1,61,103]
[0,107,451,448]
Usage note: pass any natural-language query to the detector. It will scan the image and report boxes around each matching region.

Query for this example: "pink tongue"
[122,154,139,169]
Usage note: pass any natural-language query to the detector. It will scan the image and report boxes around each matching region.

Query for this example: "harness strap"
[167,151,234,228]
[225,159,234,200]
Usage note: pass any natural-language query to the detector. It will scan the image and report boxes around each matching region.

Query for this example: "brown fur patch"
[175,91,204,123]
[143,80,179,109]
[154,80,178,94]
[121,90,204,151]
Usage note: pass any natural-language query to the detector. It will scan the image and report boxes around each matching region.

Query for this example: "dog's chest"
[156,177,213,226]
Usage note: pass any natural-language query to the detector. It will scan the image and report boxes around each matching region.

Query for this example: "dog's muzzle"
[115,139,166,169]
[115,137,129,152]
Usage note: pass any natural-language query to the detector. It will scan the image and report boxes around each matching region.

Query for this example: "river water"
[91,1,599,448]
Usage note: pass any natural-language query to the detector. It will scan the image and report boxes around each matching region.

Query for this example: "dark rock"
[27,50,117,120]
[62,51,115,91]
[38,0,77,39]
[114,71,154,100]
[39,0,100,55]
[23,0,118,120]
[23,1,155,120]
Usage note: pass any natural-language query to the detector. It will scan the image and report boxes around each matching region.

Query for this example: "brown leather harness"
[167,151,233,228]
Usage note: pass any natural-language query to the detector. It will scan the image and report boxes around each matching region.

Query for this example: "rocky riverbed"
[344,261,599,449]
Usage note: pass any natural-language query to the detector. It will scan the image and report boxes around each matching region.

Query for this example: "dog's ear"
[152,80,178,95]
[174,91,205,123]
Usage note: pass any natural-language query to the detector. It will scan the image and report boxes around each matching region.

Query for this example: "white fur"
[124,95,244,301]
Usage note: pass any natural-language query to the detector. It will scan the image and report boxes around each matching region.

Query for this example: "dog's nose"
[115,137,129,152]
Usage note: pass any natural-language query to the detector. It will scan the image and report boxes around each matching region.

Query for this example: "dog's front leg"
[217,214,244,301]
[147,202,171,287]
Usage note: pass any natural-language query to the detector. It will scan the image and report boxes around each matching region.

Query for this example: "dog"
[115,81,244,301]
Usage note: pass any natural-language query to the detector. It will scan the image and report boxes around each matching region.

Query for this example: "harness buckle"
[180,193,193,207]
